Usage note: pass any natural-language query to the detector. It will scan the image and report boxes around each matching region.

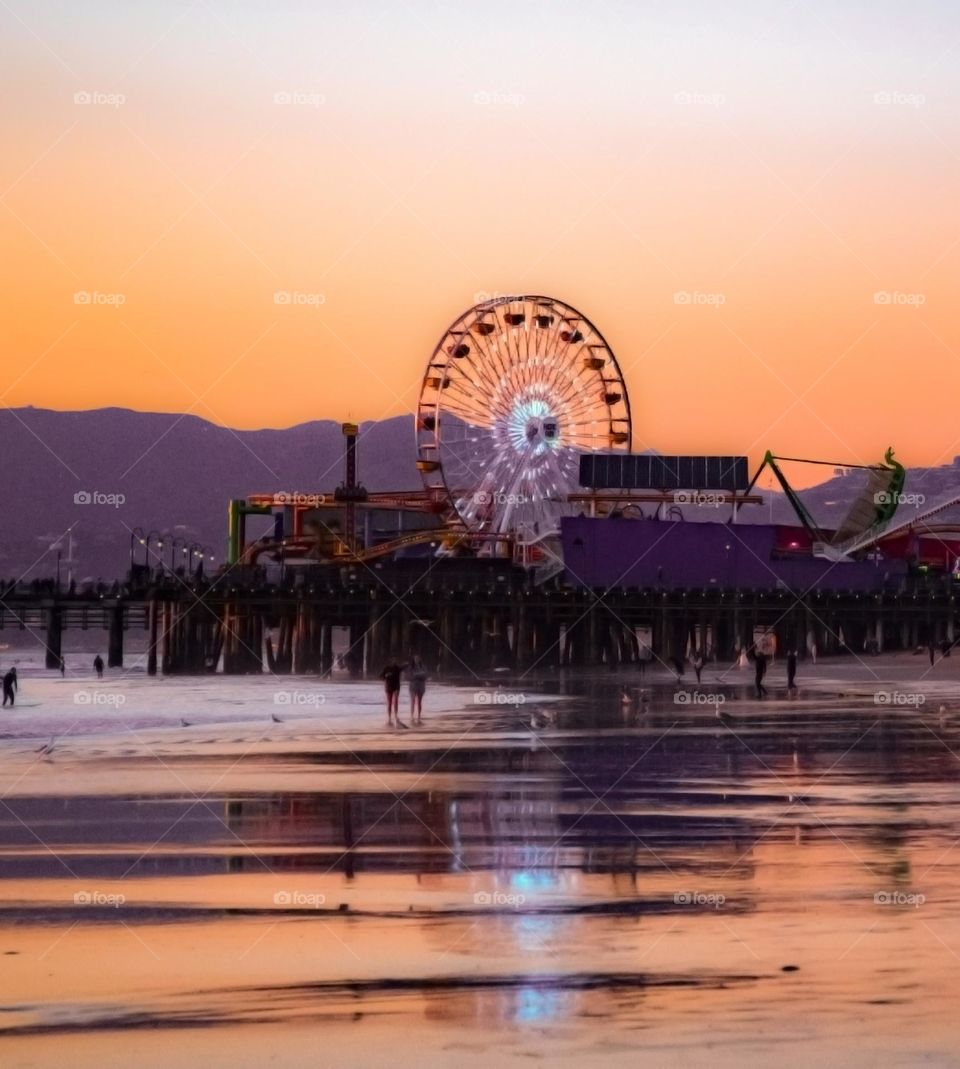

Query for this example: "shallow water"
[1,658,960,1066]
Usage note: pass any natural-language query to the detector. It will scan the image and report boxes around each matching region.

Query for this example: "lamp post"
[196,545,215,579]
[145,530,164,574]
[169,536,186,574]
[186,542,203,579]
[130,527,146,571]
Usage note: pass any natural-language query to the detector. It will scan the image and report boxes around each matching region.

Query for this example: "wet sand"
[1,652,960,1066]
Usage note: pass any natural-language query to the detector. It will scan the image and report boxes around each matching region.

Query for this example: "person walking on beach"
[2,667,17,707]
[753,647,768,698]
[786,649,798,691]
[408,654,428,723]
[59,656,65,678]
[380,659,406,727]
[93,655,104,679]
[693,650,704,685]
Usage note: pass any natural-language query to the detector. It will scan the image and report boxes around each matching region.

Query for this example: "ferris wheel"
[415,295,632,541]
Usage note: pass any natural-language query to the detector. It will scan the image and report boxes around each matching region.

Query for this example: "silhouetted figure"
[93,655,104,679]
[2,668,17,707]
[754,649,768,698]
[379,659,407,726]
[408,655,427,723]
[786,650,798,691]
[929,644,936,667]
[693,651,704,684]
[59,656,66,678]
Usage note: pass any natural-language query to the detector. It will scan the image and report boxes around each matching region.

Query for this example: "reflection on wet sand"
[2,683,960,1066]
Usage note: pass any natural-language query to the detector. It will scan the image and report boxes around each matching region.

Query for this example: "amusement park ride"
[224,295,958,581]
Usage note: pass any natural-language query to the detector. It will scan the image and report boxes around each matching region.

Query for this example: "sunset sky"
[2,1,959,476]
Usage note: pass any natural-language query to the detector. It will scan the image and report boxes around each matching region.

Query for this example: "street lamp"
[169,536,186,573]
[195,545,215,579]
[145,530,164,571]
[130,527,146,571]
[186,542,203,579]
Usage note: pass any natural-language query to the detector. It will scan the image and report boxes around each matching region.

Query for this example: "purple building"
[560,517,907,591]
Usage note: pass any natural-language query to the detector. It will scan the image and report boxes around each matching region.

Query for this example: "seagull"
[180,718,192,728]
[35,736,56,758]
[271,712,284,724]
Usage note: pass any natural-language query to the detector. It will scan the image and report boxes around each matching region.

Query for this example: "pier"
[1,564,956,675]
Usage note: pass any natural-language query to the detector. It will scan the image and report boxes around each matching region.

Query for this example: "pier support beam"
[108,604,124,667]
[44,605,62,670]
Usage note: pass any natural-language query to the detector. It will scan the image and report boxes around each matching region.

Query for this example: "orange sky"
[2,2,959,477]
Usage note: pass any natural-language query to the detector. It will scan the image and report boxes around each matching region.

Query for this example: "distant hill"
[1,406,958,579]
[0,407,419,581]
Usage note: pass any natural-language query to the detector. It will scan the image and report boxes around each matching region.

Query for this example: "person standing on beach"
[408,655,428,723]
[2,667,17,707]
[93,655,104,679]
[786,649,798,691]
[754,648,768,698]
[693,651,704,684]
[380,659,406,726]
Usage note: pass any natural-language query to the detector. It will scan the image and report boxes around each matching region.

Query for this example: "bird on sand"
[35,736,56,758]
[271,712,284,723]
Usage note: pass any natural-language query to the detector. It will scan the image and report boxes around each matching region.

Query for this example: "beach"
[1,649,960,1066]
